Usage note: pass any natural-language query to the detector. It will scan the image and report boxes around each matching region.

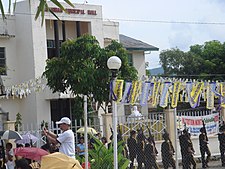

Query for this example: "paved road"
[196,160,224,169]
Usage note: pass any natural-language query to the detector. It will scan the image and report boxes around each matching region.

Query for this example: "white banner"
[178,113,219,136]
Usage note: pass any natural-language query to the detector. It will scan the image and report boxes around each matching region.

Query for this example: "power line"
[3,12,225,26]
[105,18,225,25]
[158,74,225,77]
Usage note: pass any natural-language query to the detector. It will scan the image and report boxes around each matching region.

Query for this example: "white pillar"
[84,95,88,169]
[113,100,118,169]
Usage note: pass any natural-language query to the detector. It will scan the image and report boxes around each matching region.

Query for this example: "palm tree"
[0,0,74,23]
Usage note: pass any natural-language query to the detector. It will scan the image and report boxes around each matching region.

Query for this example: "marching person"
[199,125,211,168]
[43,117,75,158]
[127,130,137,169]
[161,132,176,169]
[136,128,146,169]
[179,129,196,169]
[144,137,159,169]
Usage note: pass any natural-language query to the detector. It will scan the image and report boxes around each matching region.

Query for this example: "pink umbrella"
[14,147,49,161]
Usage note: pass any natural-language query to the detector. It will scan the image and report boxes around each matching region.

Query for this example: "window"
[47,40,64,48]
[47,40,64,59]
[47,40,55,48]
[0,47,6,75]
[127,53,133,66]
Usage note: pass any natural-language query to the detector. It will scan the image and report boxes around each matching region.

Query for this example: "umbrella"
[14,147,49,161]
[40,152,82,169]
[77,127,98,135]
[1,130,22,140]
[15,132,39,145]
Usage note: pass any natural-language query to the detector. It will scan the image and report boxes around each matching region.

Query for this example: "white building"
[0,0,158,126]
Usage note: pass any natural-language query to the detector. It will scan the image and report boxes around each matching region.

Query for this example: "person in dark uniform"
[199,126,211,168]
[144,137,159,169]
[161,132,176,169]
[136,128,146,169]
[179,129,196,169]
[218,124,225,166]
[127,130,137,169]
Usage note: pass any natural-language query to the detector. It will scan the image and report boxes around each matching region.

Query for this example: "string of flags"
[2,77,47,99]
[112,77,225,109]
[2,76,225,110]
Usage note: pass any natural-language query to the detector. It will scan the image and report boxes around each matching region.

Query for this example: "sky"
[73,0,225,69]
[3,0,225,69]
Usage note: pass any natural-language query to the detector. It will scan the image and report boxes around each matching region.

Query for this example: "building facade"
[0,0,158,126]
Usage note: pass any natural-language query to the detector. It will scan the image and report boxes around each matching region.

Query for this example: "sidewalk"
[196,160,224,169]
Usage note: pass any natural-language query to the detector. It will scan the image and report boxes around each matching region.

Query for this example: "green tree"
[159,40,225,80]
[159,48,186,75]
[43,34,138,114]
[15,112,22,131]
[145,62,150,76]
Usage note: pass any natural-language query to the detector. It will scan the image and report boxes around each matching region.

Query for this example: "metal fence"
[117,112,166,142]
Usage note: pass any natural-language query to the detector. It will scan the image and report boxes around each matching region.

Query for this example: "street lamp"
[107,56,121,169]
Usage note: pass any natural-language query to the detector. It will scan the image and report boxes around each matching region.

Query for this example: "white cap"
[56,117,71,125]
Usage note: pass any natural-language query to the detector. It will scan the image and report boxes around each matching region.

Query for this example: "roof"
[119,34,159,51]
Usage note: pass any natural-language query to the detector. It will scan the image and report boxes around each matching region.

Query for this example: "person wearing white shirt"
[43,117,75,158]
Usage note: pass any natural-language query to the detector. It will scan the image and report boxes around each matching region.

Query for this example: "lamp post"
[107,56,122,169]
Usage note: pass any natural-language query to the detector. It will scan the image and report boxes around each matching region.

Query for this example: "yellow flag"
[171,82,181,108]
[152,82,160,107]
[221,82,225,108]
[113,79,124,103]
[191,82,204,103]
[131,81,142,105]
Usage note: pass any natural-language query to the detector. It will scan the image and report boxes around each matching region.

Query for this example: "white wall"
[132,51,146,79]
[103,21,119,46]
[0,0,149,125]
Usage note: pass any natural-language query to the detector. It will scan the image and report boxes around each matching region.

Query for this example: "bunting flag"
[159,82,171,108]
[171,82,181,108]
[113,80,124,103]
[121,81,132,103]
[152,82,160,107]
[130,81,142,105]
[191,82,204,103]
[139,82,151,106]
[206,82,216,109]
[186,82,198,108]
[3,77,47,99]
[202,82,208,102]
[3,75,225,110]
[221,82,225,108]
[147,82,154,104]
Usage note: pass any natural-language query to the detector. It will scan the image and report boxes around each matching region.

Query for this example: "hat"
[56,117,71,125]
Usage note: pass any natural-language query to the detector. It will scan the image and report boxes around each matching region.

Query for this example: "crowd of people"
[2,115,225,169]
[0,141,38,169]
[126,128,175,169]
[40,116,225,169]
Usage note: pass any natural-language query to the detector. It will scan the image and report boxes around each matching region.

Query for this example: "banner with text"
[178,113,219,136]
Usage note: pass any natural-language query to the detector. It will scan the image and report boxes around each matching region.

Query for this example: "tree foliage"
[159,40,225,80]
[43,34,138,113]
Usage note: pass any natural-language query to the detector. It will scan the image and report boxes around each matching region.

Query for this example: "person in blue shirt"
[76,137,85,158]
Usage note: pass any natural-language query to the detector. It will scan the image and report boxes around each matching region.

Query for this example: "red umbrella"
[14,147,49,161]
